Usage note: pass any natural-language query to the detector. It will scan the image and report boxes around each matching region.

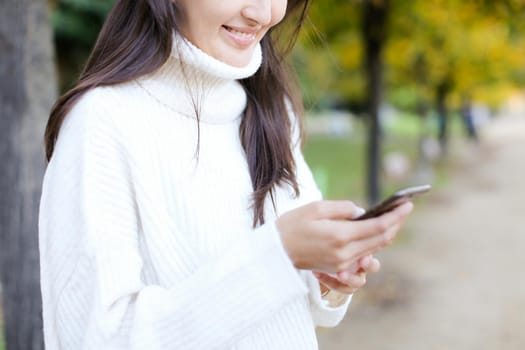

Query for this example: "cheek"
[271,0,288,26]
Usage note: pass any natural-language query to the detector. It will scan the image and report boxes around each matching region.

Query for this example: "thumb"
[349,206,366,220]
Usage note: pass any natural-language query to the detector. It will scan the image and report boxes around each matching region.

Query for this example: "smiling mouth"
[222,26,257,41]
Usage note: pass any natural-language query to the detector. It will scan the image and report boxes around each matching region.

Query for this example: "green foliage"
[51,0,114,91]
[296,0,365,109]
[387,0,525,110]
[52,0,114,45]
[299,0,525,111]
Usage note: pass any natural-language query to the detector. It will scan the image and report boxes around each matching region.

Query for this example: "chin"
[228,59,251,68]
[214,47,254,68]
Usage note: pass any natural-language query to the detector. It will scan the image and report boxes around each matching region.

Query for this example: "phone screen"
[354,184,431,221]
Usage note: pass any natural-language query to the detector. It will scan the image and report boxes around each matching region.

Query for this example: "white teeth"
[225,27,256,39]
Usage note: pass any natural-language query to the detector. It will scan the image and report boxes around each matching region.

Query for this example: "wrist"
[321,287,351,307]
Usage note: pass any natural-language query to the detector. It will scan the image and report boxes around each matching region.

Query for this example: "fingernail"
[361,255,371,268]
[354,207,366,218]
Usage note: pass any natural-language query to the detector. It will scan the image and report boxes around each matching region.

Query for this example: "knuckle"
[333,253,350,271]
[334,250,348,265]
[331,231,347,248]
[375,218,390,232]
[325,231,336,246]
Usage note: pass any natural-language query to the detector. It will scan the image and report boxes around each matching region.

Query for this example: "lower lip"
[222,26,257,47]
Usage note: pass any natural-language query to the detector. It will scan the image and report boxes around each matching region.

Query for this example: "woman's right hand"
[276,200,413,273]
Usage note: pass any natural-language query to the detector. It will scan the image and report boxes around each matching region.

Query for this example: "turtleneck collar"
[171,32,263,81]
[136,33,263,124]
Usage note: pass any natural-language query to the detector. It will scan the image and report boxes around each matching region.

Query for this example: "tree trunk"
[362,0,390,205]
[436,79,451,155]
[0,0,57,349]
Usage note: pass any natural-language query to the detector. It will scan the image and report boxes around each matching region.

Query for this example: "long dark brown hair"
[45,0,310,227]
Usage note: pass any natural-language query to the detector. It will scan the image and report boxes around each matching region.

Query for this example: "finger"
[358,254,373,269]
[315,272,359,294]
[334,270,367,288]
[338,225,400,270]
[361,201,413,231]
[329,202,413,243]
[391,201,414,218]
[365,257,381,274]
[357,224,400,257]
[308,200,365,220]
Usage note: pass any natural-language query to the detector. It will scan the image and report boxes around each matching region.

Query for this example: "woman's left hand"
[313,254,381,295]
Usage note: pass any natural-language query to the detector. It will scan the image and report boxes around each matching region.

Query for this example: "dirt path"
[317,114,525,350]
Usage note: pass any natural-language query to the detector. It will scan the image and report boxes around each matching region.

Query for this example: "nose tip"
[242,2,273,26]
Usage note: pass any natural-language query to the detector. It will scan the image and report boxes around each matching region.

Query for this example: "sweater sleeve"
[38,95,308,350]
[289,114,352,328]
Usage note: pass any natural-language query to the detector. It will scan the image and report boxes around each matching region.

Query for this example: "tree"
[0,0,57,349]
[303,0,525,177]
[51,0,114,91]
[362,0,390,205]
[386,0,525,152]
[300,0,391,204]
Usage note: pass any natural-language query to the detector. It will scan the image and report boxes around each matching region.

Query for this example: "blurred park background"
[1,0,525,349]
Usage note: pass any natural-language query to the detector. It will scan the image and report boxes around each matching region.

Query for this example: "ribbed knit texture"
[39,34,351,350]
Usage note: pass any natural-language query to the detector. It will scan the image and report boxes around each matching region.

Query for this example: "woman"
[39,0,413,349]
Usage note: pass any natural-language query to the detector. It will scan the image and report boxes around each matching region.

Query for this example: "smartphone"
[354,184,431,221]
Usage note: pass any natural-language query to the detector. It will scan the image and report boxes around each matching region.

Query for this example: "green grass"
[302,112,458,208]
[303,119,422,204]
[304,133,367,201]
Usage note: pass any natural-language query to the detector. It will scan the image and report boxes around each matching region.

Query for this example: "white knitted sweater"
[39,36,351,350]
